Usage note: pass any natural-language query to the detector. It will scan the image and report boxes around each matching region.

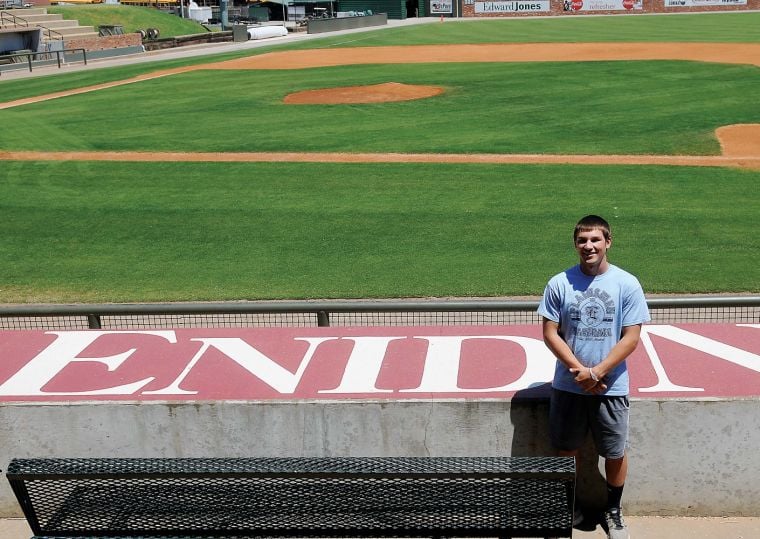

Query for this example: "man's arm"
[542,318,583,371]
[568,324,642,393]
[543,317,631,394]
[587,323,642,381]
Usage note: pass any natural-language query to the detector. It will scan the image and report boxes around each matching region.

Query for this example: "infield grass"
[2,61,758,156]
[1,161,758,303]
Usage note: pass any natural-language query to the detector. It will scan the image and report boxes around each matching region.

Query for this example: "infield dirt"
[1,43,759,169]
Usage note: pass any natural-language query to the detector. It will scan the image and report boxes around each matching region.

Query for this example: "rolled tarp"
[247,25,288,40]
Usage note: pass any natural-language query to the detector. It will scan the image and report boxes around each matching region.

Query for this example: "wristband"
[589,367,599,383]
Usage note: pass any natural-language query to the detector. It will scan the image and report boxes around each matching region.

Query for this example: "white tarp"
[248,25,289,39]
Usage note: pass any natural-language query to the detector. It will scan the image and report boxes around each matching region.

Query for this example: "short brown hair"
[574,215,611,241]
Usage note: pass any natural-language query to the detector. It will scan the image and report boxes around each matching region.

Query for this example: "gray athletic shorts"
[549,388,630,459]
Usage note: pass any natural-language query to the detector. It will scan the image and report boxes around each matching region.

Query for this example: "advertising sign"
[431,0,453,13]
[1,324,759,402]
[475,1,551,12]
[563,0,642,9]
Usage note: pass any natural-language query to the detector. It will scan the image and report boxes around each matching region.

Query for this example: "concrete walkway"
[0,17,442,81]
[2,515,760,538]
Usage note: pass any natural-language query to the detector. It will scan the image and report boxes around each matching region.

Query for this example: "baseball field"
[0,13,758,303]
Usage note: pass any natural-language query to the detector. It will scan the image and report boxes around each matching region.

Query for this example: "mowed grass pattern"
[1,161,758,302]
[2,61,758,156]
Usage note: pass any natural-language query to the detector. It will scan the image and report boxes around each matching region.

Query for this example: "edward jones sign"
[1,325,759,402]
[475,1,550,12]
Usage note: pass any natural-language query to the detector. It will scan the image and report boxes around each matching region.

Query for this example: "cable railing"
[0,296,758,330]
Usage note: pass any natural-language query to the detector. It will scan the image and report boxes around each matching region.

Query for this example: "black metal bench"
[5,456,575,539]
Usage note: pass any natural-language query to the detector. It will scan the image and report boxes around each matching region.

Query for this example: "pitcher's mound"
[284,82,445,105]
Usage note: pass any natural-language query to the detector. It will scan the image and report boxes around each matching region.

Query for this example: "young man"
[538,215,650,539]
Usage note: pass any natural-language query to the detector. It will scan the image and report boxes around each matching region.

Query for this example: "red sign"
[622,0,634,8]
[572,0,583,9]
[0,324,759,402]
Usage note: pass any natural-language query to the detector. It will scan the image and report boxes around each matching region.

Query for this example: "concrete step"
[2,20,96,35]
[46,25,95,36]
[3,7,104,44]
[0,22,71,33]
[0,7,48,16]
[21,19,79,28]
[4,13,64,23]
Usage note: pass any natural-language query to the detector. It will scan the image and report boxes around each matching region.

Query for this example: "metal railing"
[0,9,25,28]
[0,296,758,330]
[0,47,86,74]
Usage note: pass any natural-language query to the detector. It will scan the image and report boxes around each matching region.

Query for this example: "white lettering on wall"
[0,331,175,396]
[1,325,759,399]
[144,337,335,395]
[319,337,405,394]
[637,325,760,392]
[399,336,555,392]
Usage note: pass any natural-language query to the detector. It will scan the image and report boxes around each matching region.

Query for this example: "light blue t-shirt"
[537,264,650,396]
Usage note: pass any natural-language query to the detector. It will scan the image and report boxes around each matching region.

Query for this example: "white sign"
[475,0,550,12]
[431,0,453,13]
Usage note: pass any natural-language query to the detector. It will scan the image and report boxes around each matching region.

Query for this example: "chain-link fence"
[1,297,758,330]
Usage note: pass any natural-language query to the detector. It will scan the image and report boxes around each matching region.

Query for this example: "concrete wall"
[1,397,758,517]
[64,33,142,52]
[308,14,388,34]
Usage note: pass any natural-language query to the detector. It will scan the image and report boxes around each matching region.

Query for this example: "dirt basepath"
[1,43,759,168]
[210,42,760,70]
[2,146,759,169]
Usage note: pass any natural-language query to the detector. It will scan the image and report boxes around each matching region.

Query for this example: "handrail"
[0,9,28,28]
[0,47,87,74]
[42,25,63,41]
[0,295,757,329]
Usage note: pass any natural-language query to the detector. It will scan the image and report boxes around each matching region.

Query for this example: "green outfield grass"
[2,61,758,156]
[301,12,760,47]
[1,14,759,302]
[1,161,759,303]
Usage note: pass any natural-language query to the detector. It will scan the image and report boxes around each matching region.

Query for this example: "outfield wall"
[458,0,760,17]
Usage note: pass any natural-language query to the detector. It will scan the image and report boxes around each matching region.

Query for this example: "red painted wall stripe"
[0,324,758,402]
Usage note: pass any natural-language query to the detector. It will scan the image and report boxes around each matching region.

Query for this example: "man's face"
[574,227,611,268]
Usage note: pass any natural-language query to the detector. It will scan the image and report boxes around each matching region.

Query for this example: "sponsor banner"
[431,0,453,13]
[665,0,745,5]
[563,0,642,10]
[1,324,759,402]
[475,1,551,13]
